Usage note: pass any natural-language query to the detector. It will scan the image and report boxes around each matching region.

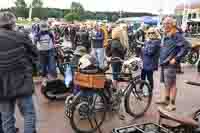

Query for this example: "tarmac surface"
[14,63,200,133]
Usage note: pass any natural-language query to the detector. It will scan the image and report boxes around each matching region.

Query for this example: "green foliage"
[96,13,107,20]
[32,0,43,8]
[112,14,119,22]
[48,9,64,18]
[15,0,27,8]
[64,12,80,22]
[70,2,84,14]
[32,8,48,19]
[15,0,28,17]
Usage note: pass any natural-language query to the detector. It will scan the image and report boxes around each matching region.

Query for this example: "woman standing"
[141,27,161,90]
[110,28,126,89]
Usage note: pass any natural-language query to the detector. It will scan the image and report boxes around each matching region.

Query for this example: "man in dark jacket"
[70,25,77,49]
[0,12,38,133]
[157,16,190,111]
[75,26,90,50]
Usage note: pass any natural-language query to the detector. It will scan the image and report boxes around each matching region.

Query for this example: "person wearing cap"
[35,21,57,80]
[141,27,161,90]
[156,16,190,111]
[0,11,38,133]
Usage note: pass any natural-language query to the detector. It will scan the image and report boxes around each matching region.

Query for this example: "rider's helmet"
[79,54,97,69]
[0,11,16,30]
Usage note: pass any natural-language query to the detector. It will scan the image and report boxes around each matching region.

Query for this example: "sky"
[0,0,190,14]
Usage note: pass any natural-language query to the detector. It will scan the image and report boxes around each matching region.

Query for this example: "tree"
[112,14,119,22]
[15,0,27,8]
[32,0,43,8]
[96,13,107,20]
[15,0,28,17]
[64,12,80,22]
[48,9,63,18]
[70,2,84,15]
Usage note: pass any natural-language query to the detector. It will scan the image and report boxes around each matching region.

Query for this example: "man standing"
[0,12,38,133]
[75,25,90,51]
[91,25,105,69]
[157,16,189,111]
[35,22,57,80]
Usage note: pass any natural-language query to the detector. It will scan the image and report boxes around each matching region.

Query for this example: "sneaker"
[165,104,176,111]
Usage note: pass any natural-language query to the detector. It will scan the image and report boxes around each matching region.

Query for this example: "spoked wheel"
[193,110,200,133]
[70,92,107,133]
[188,50,199,65]
[125,80,152,118]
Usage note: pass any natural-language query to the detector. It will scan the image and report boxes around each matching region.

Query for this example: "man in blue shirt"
[91,25,105,69]
[35,22,57,80]
[156,16,190,111]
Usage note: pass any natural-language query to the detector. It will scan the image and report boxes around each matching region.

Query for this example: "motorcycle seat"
[158,107,199,128]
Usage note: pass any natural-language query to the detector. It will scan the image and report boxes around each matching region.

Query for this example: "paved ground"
[14,63,200,133]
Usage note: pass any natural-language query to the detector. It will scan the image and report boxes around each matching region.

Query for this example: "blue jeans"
[39,49,57,78]
[92,48,105,69]
[0,96,36,133]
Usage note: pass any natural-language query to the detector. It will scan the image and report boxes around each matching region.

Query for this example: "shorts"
[160,65,176,89]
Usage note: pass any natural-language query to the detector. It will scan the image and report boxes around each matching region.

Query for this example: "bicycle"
[158,82,200,133]
[65,57,152,133]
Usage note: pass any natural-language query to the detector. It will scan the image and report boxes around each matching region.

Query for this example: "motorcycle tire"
[41,80,71,100]
[41,85,56,100]
[198,60,200,73]
[188,50,199,65]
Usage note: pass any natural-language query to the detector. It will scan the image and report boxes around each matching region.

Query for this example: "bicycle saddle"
[158,107,199,127]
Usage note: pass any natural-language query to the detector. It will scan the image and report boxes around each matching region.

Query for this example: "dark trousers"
[0,113,3,133]
[141,69,154,89]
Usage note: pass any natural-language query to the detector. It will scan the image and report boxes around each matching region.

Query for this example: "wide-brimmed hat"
[0,11,16,27]
[74,46,87,56]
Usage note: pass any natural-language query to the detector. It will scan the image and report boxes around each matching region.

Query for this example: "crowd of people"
[0,11,199,133]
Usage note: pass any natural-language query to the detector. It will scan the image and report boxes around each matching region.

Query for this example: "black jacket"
[75,30,90,49]
[0,29,39,101]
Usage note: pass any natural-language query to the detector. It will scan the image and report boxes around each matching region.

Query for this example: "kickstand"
[94,118,103,133]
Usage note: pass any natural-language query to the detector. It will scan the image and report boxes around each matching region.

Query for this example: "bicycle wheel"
[188,50,199,65]
[70,92,107,133]
[125,80,152,118]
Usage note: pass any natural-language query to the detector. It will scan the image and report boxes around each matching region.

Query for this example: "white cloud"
[0,0,177,14]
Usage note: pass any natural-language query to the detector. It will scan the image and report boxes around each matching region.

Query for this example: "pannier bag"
[74,72,105,89]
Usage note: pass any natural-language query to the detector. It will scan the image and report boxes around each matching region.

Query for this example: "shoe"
[165,104,176,111]
[155,100,169,105]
